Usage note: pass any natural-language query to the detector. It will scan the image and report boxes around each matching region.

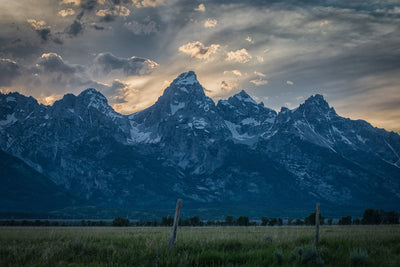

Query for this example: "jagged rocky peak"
[218,90,258,109]
[280,106,290,113]
[78,88,108,103]
[162,70,206,99]
[131,71,216,125]
[233,90,257,104]
[156,71,214,112]
[173,70,199,86]
[301,94,332,113]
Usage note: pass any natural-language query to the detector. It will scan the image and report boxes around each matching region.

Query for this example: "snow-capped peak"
[173,71,199,86]
[300,94,337,117]
[160,71,207,100]
[78,88,107,101]
[304,94,329,109]
[233,90,257,105]
[76,88,119,116]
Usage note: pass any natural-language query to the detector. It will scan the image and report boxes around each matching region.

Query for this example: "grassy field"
[1,225,399,266]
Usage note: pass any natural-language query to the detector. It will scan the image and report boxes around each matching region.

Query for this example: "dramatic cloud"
[224,70,243,77]
[1,0,400,131]
[65,20,83,36]
[93,52,158,76]
[254,71,266,78]
[37,53,77,74]
[195,4,205,12]
[132,0,166,8]
[179,41,220,60]
[226,49,252,63]
[125,20,158,35]
[204,19,218,28]
[0,59,20,87]
[96,5,130,21]
[80,0,98,10]
[109,79,137,104]
[250,79,268,86]
[245,36,253,44]
[18,53,101,98]
[26,19,51,41]
[60,0,80,6]
[58,8,76,17]
[221,80,237,92]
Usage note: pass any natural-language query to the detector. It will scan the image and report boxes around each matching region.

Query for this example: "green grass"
[0,225,399,266]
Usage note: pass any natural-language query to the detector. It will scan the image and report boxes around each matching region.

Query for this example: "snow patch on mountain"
[193,118,208,129]
[174,71,198,85]
[6,96,16,102]
[170,102,185,115]
[241,118,260,126]
[0,113,17,126]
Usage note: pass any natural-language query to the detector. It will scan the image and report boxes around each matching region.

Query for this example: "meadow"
[1,225,399,266]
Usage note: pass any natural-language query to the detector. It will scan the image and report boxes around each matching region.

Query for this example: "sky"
[0,0,399,133]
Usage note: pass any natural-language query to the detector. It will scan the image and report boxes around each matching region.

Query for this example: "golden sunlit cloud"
[96,6,130,17]
[221,80,238,92]
[179,41,220,60]
[60,0,80,6]
[246,36,254,43]
[250,79,268,86]
[132,0,166,8]
[320,20,331,27]
[287,80,294,85]
[26,19,50,30]
[226,49,252,63]
[254,71,266,77]
[204,19,218,28]
[58,8,75,17]
[224,70,243,77]
[37,94,62,106]
[195,4,205,12]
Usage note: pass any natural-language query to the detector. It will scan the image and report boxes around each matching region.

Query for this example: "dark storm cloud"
[53,37,64,45]
[124,20,158,35]
[65,20,83,36]
[37,53,76,74]
[100,14,116,23]
[19,52,115,97]
[80,0,98,11]
[0,59,20,86]
[92,24,105,30]
[37,28,51,41]
[109,79,131,103]
[93,52,158,76]
[76,11,85,20]
[26,19,51,41]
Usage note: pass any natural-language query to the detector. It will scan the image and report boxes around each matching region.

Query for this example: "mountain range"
[1,71,399,218]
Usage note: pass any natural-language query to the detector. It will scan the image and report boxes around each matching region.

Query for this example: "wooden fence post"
[314,203,320,246]
[169,199,182,250]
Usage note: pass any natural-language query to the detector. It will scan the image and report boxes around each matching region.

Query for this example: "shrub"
[112,217,129,226]
[350,248,368,265]
[338,215,352,225]
[290,246,304,262]
[305,212,324,225]
[290,246,323,265]
[274,249,283,265]
[237,216,249,226]
[302,247,318,263]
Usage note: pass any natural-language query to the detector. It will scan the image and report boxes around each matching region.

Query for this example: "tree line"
[1,208,398,227]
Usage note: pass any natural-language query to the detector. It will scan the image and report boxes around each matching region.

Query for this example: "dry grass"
[1,225,399,266]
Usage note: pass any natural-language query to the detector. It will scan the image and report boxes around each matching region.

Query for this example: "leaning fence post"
[169,199,182,250]
[314,203,320,246]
